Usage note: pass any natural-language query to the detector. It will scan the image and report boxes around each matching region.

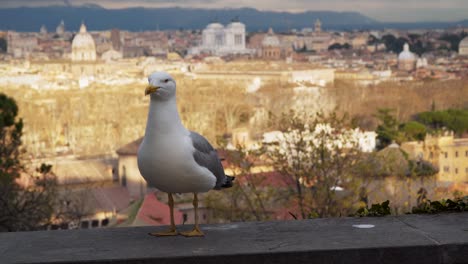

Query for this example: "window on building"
[234,34,243,45]
[81,221,89,229]
[183,213,188,223]
[455,151,458,158]
[466,150,468,157]
[101,218,109,227]
[429,152,433,159]
[443,166,450,173]
[455,168,458,174]
[112,167,118,182]
[466,167,468,174]
[91,219,99,228]
[215,34,224,46]
[121,166,127,187]
[444,152,448,158]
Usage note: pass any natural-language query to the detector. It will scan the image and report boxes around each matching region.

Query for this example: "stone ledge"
[1,213,467,264]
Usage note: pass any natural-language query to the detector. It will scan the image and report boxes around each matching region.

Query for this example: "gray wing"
[189,131,227,189]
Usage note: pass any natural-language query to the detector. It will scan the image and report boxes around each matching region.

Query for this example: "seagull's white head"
[145,71,176,101]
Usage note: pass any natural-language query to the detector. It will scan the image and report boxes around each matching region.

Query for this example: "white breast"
[137,132,216,194]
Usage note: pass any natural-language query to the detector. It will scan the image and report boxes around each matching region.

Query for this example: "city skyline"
[0,0,467,23]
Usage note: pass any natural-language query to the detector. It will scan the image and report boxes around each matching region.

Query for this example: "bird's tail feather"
[221,175,235,188]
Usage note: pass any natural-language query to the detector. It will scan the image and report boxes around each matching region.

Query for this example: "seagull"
[137,72,234,237]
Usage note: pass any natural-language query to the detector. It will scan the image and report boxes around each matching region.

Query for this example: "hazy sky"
[1,0,467,22]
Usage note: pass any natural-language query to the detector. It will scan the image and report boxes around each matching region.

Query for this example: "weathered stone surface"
[0,213,467,264]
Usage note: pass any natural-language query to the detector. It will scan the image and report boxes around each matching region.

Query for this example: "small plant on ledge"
[353,200,391,217]
[411,196,467,214]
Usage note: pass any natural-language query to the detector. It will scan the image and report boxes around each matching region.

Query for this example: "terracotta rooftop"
[89,186,131,213]
[133,193,183,226]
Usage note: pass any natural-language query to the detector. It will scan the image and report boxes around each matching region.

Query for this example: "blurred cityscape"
[0,6,467,231]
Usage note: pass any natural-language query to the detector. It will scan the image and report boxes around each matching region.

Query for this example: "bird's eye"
[163,79,169,83]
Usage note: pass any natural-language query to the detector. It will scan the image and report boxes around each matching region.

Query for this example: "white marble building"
[189,21,252,56]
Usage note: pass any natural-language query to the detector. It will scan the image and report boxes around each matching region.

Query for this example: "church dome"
[206,22,224,30]
[459,36,468,55]
[460,36,468,47]
[262,28,280,47]
[398,43,416,61]
[226,21,245,29]
[71,23,96,62]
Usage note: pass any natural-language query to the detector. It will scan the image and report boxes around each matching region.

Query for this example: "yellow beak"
[145,85,160,96]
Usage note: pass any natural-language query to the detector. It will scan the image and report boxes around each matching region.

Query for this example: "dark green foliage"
[0,38,6,53]
[399,121,427,141]
[0,94,23,184]
[382,35,408,53]
[353,196,466,217]
[408,160,438,177]
[412,197,467,214]
[0,93,57,232]
[354,200,391,217]
[410,40,430,56]
[375,109,429,149]
[375,108,399,149]
[438,32,468,52]
[379,34,435,55]
[417,109,468,136]
[367,35,378,45]
[328,43,351,50]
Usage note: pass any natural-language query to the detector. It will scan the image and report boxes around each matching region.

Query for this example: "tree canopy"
[417,109,468,136]
[374,108,428,149]
[0,38,6,53]
[438,32,468,52]
[0,93,57,232]
[328,43,351,50]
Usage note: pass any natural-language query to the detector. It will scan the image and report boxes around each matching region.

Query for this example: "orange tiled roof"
[136,193,183,226]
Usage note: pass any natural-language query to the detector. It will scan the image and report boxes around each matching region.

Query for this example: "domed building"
[261,28,281,60]
[398,43,417,71]
[56,20,65,35]
[71,23,97,62]
[225,21,246,48]
[203,22,225,48]
[189,20,251,56]
[459,36,468,56]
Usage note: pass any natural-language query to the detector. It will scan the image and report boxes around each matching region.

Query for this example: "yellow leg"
[149,193,178,236]
[180,193,205,237]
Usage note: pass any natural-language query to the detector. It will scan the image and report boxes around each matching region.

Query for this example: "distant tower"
[40,25,48,34]
[314,19,322,33]
[56,20,65,35]
[111,29,121,51]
